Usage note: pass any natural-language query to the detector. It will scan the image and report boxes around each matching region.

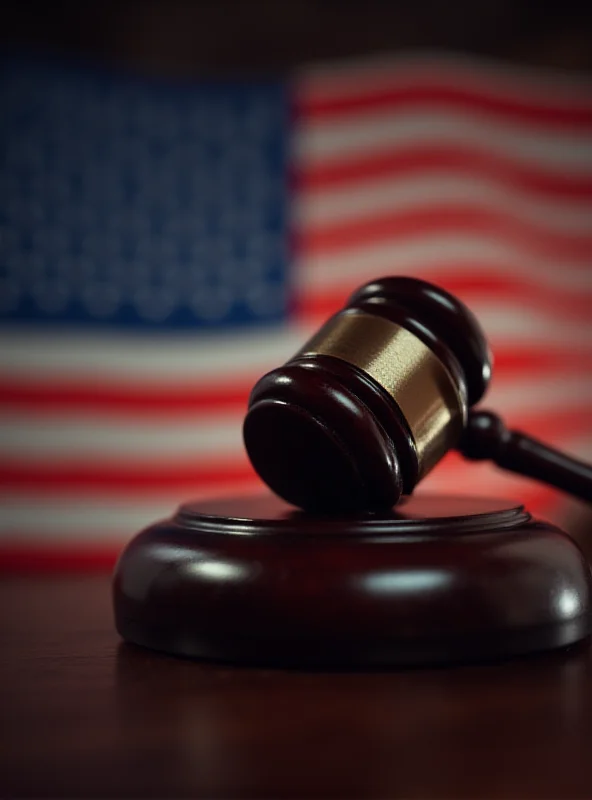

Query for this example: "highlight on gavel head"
[243,277,493,512]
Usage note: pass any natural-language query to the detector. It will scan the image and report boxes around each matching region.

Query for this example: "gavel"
[244,276,592,512]
[114,277,592,664]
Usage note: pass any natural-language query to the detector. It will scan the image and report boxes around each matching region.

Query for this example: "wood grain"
[2,575,592,798]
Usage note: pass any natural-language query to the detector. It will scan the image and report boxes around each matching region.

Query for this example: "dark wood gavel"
[243,276,592,512]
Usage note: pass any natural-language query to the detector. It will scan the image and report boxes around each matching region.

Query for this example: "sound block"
[113,493,592,667]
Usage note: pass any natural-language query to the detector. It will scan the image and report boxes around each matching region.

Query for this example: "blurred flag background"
[1,47,591,571]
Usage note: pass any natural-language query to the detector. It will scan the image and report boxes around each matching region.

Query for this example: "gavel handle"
[458,410,592,504]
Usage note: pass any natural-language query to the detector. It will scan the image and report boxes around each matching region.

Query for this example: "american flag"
[1,52,591,571]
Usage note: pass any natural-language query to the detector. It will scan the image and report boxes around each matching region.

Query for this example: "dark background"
[3,1,592,75]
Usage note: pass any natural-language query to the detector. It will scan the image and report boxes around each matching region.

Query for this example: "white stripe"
[0,499,175,540]
[296,53,592,108]
[295,111,592,171]
[295,174,592,234]
[0,488,263,542]
[0,413,243,457]
[453,303,592,345]
[465,303,592,345]
[486,379,592,414]
[0,323,308,381]
[296,236,592,293]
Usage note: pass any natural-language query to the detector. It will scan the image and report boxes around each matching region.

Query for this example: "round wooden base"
[113,493,592,667]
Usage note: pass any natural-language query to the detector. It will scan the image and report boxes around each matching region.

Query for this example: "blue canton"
[0,55,289,329]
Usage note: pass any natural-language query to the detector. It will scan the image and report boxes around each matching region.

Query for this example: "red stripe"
[298,205,592,261]
[294,146,592,200]
[489,348,592,375]
[296,83,592,127]
[431,452,588,485]
[0,543,121,572]
[423,469,575,525]
[0,377,251,416]
[296,271,592,324]
[0,459,259,493]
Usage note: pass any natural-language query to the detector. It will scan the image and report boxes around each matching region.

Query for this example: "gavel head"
[243,276,492,512]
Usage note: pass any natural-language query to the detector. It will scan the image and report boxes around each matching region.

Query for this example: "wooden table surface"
[2,575,592,799]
